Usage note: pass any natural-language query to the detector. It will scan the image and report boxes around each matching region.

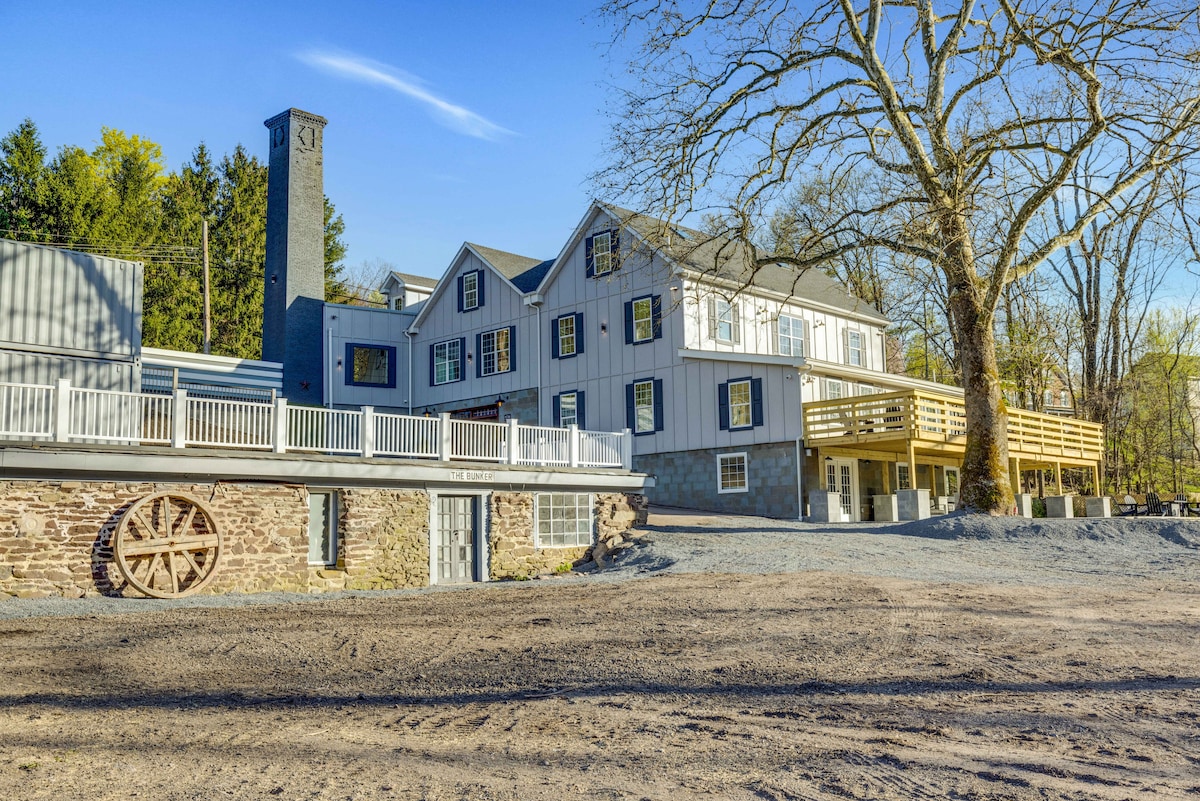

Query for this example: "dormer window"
[586,230,619,278]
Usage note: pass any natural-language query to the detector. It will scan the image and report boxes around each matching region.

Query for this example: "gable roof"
[408,241,549,330]
[382,270,437,292]
[601,204,890,324]
[465,243,552,292]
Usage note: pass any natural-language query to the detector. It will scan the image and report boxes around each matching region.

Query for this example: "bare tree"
[597,0,1200,513]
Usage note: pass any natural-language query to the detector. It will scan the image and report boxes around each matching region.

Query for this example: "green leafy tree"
[0,118,49,236]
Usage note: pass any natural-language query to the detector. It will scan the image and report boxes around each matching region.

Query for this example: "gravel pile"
[3,509,1196,620]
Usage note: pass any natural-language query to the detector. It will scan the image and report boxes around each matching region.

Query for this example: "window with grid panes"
[433,340,461,384]
[557,315,577,357]
[778,314,805,357]
[480,328,511,375]
[728,379,752,428]
[634,380,655,433]
[718,453,748,493]
[535,493,593,547]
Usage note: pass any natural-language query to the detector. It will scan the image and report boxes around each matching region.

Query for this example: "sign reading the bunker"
[450,470,494,482]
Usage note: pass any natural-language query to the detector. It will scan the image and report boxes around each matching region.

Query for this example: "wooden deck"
[804,389,1104,475]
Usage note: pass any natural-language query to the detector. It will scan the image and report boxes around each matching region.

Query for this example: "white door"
[825,458,860,522]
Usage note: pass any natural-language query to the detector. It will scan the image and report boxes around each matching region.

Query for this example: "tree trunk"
[948,275,1016,515]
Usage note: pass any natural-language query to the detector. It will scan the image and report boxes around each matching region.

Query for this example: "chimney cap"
[264,108,328,129]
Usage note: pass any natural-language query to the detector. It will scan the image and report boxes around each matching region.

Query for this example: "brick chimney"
[262,108,327,405]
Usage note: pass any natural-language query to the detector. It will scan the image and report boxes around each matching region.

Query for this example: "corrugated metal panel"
[0,238,143,359]
[140,347,282,391]
[0,349,140,392]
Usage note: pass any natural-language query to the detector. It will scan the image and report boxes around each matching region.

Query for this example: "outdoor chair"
[1173,493,1189,517]
[1144,492,1167,516]
[1117,495,1140,516]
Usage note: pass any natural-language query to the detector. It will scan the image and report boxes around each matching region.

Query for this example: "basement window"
[535,492,593,548]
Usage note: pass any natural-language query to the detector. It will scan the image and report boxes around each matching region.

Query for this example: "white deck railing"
[0,379,634,470]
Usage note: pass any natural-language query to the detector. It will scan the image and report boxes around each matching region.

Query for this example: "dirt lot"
[2,512,1199,800]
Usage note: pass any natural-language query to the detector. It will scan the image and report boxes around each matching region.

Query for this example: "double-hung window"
[552,312,584,359]
[778,314,805,357]
[626,378,664,435]
[431,338,464,385]
[586,230,618,277]
[345,343,396,388]
[824,378,844,400]
[553,391,585,428]
[708,297,740,344]
[625,295,661,344]
[717,453,748,493]
[718,377,764,430]
[478,326,515,377]
[458,270,484,312]
[845,329,865,366]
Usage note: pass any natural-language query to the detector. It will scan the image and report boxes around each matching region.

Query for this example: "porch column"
[1011,456,1021,495]
[1053,461,1063,495]
[906,440,917,491]
[881,459,891,494]
[1091,463,1101,496]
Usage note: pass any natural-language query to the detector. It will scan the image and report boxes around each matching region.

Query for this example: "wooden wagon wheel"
[113,492,224,599]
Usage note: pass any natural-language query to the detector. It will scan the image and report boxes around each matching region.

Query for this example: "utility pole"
[202,219,212,355]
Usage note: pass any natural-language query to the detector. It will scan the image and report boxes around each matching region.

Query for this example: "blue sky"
[0,0,621,282]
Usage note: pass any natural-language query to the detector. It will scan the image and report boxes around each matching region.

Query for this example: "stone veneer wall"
[635,442,800,518]
[488,491,648,580]
[0,480,430,599]
[1,480,646,598]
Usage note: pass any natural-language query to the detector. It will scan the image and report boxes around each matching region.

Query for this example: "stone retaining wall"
[0,480,645,598]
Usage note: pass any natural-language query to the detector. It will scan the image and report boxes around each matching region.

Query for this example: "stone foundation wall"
[0,480,430,599]
[488,491,647,580]
[1,480,645,598]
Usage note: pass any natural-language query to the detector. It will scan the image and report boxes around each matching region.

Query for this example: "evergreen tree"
[210,145,268,359]
[0,118,49,236]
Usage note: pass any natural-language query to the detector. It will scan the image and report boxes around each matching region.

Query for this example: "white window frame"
[535,492,593,548]
[558,391,578,427]
[633,379,655,433]
[825,378,844,400]
[728,379,752,429]
[715,299,735,342]
[462,271,480,311]
[307,490,338,566]
[593,231,613,276]
[717,452,749,494]
[557,315,577,357]
[632,297,654,343]
[897,462,911,491]
[778,314,805,357]
[433,339,461,385]
[480,328,511,376]
[846,329,865,366]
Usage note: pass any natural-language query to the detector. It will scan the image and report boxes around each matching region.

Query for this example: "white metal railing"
[374,412,439,459]
[70,386,173,444]
[287,406,361,454]
[0,382,54,439]
[518,424,570,466]
[579,430,625,468]
[186,396,274,450]
[450,418,508,462]
[0,379,634,470]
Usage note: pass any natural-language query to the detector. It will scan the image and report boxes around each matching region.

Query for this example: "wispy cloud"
[299,50,514,141]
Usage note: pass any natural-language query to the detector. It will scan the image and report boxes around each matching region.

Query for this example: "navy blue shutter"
[576,391,586,429]
[457,337,466,381]
[585,235,596,278]
[624,301,634,344]
[428,344,436,386]
[574,312,585,355]
[507,325,516,372]
[652,295,663,340]
[475,333,482,378]
[751,378,764,427]
[550,316,560,359]
[610,231,619,268]
[476,271,485,308]
[552,394,561,427]
[653,379,664,432]
[456,276,464,312]
[718,381,730,430]
[625,382,635,430]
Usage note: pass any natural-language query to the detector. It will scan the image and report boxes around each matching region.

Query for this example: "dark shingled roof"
[467,243,553,293]
[604,204,889,323]
[386,270,437,291]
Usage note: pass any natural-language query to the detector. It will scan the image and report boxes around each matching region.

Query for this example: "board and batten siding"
[680,282,886,371]
[323,304,415,410]
[0,238,142,361]
[411,251,539,409]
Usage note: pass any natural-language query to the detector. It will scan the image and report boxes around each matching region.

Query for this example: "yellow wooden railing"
[804,389,1103,462]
